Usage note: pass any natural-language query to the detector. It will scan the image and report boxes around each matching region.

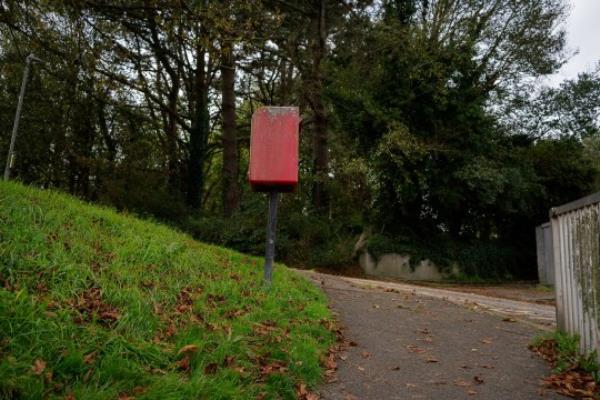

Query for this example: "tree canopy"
[1,0,598,279]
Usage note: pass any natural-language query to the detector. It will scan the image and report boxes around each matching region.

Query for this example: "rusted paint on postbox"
[249,107,300,192]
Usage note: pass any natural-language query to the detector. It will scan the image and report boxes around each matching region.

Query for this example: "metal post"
[4,54,40,181]
[263,191,280,287]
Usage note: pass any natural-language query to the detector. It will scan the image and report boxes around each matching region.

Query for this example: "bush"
[183,209,360,270]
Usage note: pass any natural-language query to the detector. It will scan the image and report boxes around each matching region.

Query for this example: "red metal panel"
[249,107,299,192]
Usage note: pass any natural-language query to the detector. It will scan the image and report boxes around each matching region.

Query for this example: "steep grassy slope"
[0,182,334,399]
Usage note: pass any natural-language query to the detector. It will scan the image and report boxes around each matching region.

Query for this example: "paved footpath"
[299,271,561,400]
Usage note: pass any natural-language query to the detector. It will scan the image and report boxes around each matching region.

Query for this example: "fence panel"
[551,192,600,358]
[536,222,554,285]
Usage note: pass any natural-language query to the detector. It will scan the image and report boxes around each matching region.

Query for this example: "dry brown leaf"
[178,344,199,355]
[83,351,97,365]
[204,363,218,375]
[176,355,190,371]
[31,359,46,375]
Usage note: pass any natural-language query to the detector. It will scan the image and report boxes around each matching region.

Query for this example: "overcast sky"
[545,0,600,87]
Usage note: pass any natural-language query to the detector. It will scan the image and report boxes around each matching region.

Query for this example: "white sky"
[545,0,600,87]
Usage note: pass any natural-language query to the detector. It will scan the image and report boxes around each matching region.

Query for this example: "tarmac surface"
[300,271,562,400]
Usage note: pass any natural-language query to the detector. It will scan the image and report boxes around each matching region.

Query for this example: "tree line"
[1,0,599,279]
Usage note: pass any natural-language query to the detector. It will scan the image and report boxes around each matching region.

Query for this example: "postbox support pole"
[4,55,34,181]
[263,191,280,287]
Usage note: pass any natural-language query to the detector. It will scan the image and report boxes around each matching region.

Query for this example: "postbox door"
[249,107,299,191]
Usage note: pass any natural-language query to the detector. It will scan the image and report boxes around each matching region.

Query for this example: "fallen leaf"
[83,351,97,365]
[480,338,493,345]
[455,379,471,387]
[132,387,146,395]
[339,355,347,361]
[224,355,236,367]
[178,344,199,355]
[425,356,439,363]
[204,363,218,375]
[31,359,46,375]
[502,317,516,322]
[406,345,426,354]
[391,366,400,371]
[357,366,365,371]
[324,353,337,370]
[467,389,477,395]
[176,355,191,371]
[361,351,371,359]
[474,376,484,384]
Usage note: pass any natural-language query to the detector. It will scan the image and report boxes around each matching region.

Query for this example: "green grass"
[531,331,599,380]
[0,181,335,399]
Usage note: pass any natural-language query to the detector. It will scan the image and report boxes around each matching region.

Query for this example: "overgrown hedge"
[367,233,535,281]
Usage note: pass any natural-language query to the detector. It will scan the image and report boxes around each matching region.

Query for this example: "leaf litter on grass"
[0,181,338,399]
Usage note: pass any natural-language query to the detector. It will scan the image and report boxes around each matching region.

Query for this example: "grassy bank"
[0,181,335,399]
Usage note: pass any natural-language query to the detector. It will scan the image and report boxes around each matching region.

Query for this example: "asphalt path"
[299,271,561,400]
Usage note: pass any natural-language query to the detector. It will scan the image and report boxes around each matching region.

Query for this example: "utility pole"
[4,54,42,181]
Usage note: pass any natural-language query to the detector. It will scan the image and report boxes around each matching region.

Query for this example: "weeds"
[530,331,599,398]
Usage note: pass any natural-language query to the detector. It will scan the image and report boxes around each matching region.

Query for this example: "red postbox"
[248,106,300,287]
[249,106,300,192]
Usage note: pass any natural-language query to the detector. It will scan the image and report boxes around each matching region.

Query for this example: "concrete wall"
[358,250,457,281]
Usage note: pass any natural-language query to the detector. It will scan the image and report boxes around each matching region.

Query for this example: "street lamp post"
[3,53,42,181]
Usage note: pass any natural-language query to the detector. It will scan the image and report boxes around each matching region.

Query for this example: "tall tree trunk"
[309,0,329,211]
[187,47,209,209]
[221,44,240,216]
[166,84,180,191]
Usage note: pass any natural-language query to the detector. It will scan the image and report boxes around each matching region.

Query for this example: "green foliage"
[0,181,335,399]
[184,201,360,269]
[367,233,527,280]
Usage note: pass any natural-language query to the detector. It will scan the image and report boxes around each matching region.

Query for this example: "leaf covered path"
[301,271,561,400]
